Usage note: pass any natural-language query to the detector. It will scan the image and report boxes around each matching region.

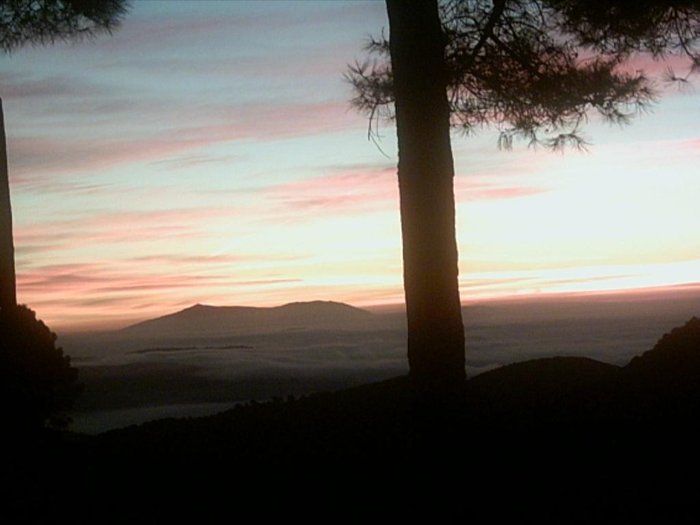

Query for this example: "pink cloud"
[8,134,230,182]
[618,53,696,79]
[17,260,292,299]
[16,220,200,250]
[457,184,548,201]
[16,257,308,331]
[265,166,398,218]
[14,206,241,257]
[127,254,252,266]
[8,99,362,182]
[190,99,363,142]
[265,164,549,221]
[661,137,700,154]
[16,255,303,297]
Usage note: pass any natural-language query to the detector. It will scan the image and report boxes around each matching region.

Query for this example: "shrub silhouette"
[0,305,80,434]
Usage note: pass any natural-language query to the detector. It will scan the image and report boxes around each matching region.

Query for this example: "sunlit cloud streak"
[9,99,362,182]
[265,162,552,221]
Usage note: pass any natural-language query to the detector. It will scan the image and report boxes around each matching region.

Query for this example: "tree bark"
[0,98,17,311]
[386,0,466,399]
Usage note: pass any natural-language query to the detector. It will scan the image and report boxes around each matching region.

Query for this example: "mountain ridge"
[120,300,376,336]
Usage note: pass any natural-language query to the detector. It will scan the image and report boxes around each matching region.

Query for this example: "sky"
[2,1,700,331]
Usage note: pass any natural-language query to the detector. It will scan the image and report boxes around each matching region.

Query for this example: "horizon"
[3,1,700,332]
[58,283,700,334]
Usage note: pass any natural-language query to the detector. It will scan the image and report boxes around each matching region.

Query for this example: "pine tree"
[349,0,700,399]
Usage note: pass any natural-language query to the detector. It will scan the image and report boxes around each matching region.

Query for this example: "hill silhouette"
[626,316,700,382]
[120,300,376,337]
[8,317,700,523]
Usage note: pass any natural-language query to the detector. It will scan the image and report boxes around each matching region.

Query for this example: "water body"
[65,287,700,434]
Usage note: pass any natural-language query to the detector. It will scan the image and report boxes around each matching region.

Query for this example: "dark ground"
[5,318,700,524]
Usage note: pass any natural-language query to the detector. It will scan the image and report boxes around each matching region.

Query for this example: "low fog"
[63,288,700,433]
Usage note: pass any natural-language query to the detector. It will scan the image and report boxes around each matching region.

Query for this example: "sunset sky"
[2,1,700,331]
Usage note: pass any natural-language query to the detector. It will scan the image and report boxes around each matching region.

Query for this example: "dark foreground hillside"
[6,318,700,523]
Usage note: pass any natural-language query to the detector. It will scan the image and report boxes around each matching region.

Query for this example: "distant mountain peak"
[121,300,375,336]
[627,316,700,372]
[186,303,207,310]
[279,300,367,310]
[187,303,216,311]
[282,300,341,305]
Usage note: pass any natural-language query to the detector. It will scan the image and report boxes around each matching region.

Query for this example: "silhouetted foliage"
[0,305,81,433]
[0,0,129,53]
[349,0,700,149]
[544,1,700,65]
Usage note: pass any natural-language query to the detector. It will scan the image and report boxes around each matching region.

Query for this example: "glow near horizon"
[2,1,700,331]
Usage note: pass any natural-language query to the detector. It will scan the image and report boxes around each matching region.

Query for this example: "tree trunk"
[386,0,466,400]
[0,98,17,311]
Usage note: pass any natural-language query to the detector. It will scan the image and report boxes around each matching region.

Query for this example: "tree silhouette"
[1,0,129,432]
[348,0,700,399]
[1,304,80,433]
[0,0,128,52]
[1,0,129,310]
[0,99,15,311]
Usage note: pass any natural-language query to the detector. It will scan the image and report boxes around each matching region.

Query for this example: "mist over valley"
[64,288,700,433]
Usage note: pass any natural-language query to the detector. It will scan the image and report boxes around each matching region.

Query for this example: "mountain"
[120,300,376,337]
[626,316,700,373]
[624,316,700,395]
